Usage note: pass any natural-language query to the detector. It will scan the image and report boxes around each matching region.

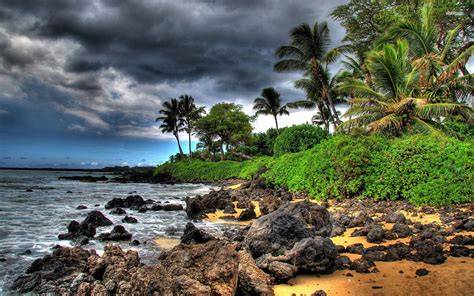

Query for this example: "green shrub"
[154,156,271,182]
[273,124,328,156]
[304,135,387,199]
[238,156,273,179]
[365,135,474,205]
[265,134,386,199]
[264,134,472,205]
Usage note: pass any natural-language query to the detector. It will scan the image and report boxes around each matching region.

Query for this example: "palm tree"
[381,1,473,103]
[274,21,343,126]
[178,95,205,157]
[289,67,342,132]
[338,39,472,136]
[253,87,289,132]
[156,98,185,156]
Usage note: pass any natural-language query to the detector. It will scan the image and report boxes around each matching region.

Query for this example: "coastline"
[5,173,474,295]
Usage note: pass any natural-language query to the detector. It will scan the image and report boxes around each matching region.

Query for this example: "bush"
[273,124,329,156]
[154,157,271,182]
[365,135,474,205]
[304,135,387,199]
[264,134,473,205]
[264,135,386,199]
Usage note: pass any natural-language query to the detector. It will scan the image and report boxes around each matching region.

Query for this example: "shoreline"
[7,176,474,295]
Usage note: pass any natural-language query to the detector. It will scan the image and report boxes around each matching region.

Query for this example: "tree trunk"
[326,93,341,128]
[310,58,340,127]
[188,131,192,158]
[174,133,184,157]
[220,142,225,160]
[274,115,279,133]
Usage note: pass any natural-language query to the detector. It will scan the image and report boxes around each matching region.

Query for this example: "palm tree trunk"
[326,93,341,127]
[311,59,340,127]
[274,115,279,133]
[188,131,192,158]
[174,133,184,157]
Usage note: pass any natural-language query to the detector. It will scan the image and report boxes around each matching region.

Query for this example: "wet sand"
[154,237,180,249]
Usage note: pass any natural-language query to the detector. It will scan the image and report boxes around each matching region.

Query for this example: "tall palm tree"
[289,67,341,132]
[156,98,185,156]
[338,39,472,136]
[178,95,206,157]
[253,87,289,132]
[274,21,343,125]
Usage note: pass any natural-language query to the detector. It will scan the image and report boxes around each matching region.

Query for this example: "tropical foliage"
[275,21,343,128]
[154,0,473,206]
[273,124,328,156]
[338,2,472,136]
[253,87,289,132]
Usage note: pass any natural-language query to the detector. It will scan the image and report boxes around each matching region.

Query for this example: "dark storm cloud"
[0,0,346,139]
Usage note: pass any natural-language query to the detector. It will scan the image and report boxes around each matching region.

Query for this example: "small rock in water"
[66,190,73,193]
[21,250,32,255]
[97,225,132,241]
[122,215,138,224]
[415,268,429,276]
[82,211,113,227]
[26,189,33,192]
[76,205,87,210]
[162,204,183,211]
[110,207,126,215]
[130,240,140,246]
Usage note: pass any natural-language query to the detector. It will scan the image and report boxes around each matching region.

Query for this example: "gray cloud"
[0,0,346,139]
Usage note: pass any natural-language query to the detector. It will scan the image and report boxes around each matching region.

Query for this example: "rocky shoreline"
[11,174,474,295]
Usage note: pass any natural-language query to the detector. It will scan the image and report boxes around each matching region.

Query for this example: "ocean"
[0,169,217,294]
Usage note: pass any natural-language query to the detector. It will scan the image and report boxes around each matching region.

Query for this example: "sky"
[0,0,347,168]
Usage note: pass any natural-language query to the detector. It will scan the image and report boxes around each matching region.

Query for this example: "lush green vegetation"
[264,134,473,205]
[273,124,328,156]
[154,1,473,206]
[155,157,272,182]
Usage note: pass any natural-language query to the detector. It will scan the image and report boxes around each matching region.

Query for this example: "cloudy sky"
[0,0,346,168]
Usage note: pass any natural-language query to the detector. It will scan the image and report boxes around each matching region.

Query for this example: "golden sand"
[204,201,261,225]
[226,183,243,190]
[330,225,411,248]
[274,257,474,296]
[154,237,180,249]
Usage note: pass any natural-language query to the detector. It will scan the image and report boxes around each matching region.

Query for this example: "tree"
[253,87,289,132]
[178,95,205,157]
[331,0,472,68]
[156,98,185,156]
[196,103,253,160]
[289,66,343,132]
[338,39,472,136]
[274,21,342,126]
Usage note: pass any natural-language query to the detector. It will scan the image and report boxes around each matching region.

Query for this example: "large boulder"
[237,250,274,296]
[180,222,215,244]
[159,240,240,296]
[244,201,332,258]
[283,237,338,274]
[185,190,233,219]
[12,246,94,294]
